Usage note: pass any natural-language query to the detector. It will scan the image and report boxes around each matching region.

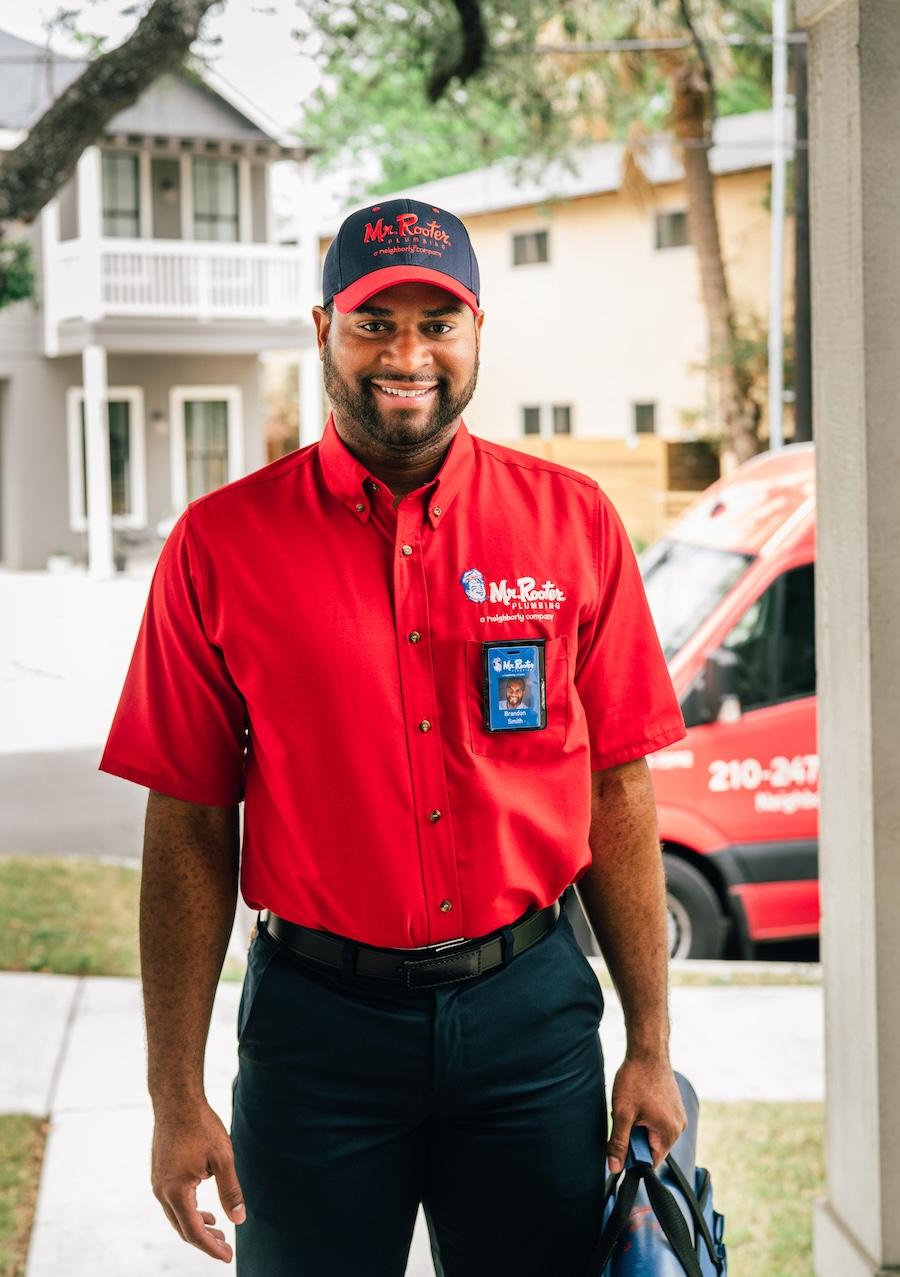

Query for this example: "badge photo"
[481,640,547,733]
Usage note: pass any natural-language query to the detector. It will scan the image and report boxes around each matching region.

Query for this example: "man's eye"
[427,324,453,334]
[359,321,389,332]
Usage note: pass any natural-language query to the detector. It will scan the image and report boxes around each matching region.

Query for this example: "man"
[99,196,688,1276]
[502,676,527,708]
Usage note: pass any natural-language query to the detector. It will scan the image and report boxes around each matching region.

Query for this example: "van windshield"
[639,539,753,661]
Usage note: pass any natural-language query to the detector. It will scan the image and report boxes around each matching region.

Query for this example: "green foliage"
[0,239,35,310]
[296,0,780,198]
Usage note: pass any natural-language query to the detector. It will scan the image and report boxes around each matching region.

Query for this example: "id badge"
[481,639,547,733]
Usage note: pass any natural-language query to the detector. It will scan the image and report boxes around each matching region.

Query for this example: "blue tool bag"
[586,1073,727,1277]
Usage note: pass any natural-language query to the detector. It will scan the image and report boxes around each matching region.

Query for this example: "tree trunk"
[0,0,219,225]
[671,62,762,467]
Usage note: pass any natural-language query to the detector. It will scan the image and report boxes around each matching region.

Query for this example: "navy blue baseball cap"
[323,198,481,315]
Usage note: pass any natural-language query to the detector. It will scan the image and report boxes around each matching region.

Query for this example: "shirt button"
[366,480,380,492]
[440,899,453,913]
[428,809,441,823]
[418,719,432,733]
[355,502,366,513]
[433,506,442,517]
[401,544,413,556]
[408,631,422,644]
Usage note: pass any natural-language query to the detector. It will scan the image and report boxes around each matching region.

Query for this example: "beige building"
[321,110,794,446]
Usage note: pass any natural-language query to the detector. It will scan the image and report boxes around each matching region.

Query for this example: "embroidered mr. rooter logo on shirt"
[460,567,567,624]
[364,211,452,253]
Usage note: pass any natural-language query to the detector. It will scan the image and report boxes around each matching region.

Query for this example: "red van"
[570,443,818,960]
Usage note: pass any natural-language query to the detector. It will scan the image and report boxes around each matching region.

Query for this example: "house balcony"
[43,236,310,355]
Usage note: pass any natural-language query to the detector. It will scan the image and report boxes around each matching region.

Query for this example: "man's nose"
[380,326,434,372]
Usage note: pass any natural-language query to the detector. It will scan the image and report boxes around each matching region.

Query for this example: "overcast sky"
[0,0,320,133]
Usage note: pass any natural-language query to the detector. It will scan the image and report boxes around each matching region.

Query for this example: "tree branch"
[426,0,487,102]
[0,0,219,224]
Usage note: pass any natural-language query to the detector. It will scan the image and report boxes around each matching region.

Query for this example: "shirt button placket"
[393,513,460,943]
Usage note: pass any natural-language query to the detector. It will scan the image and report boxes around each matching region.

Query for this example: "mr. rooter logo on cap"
[363,211,453,249]
[322,196,480,316]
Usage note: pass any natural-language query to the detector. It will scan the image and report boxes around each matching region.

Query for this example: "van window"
[721,563,816,710]
[641,540,752,661]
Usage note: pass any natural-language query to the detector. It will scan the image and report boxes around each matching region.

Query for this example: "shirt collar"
[317,411,475,529]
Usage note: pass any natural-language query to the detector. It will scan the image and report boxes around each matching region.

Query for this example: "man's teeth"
[375,384,435,398]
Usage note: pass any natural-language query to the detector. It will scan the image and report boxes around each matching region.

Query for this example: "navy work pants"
[230,906,608,1276]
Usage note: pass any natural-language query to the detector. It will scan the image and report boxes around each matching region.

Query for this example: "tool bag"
[586,1073,727,1277]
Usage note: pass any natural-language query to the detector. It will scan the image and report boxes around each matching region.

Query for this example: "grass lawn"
[698,1101,824,1277]
[0,1115,48,1277]
[0,856,245,980]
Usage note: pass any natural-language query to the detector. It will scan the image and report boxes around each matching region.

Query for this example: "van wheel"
[663,854,726,960]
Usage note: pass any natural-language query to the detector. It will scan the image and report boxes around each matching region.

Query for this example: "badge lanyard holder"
[481,639,547,733]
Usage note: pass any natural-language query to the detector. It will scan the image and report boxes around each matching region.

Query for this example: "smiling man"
[99,197,688,1276]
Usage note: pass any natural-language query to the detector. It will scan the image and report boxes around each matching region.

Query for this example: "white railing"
[45,237,306,328]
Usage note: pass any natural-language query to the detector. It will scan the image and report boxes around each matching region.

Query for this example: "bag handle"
[662,1150,724,1273]
[585,1124,728,1277]
[586,1161,706,1277]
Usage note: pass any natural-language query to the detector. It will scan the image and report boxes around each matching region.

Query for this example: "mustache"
[366,374,444,386]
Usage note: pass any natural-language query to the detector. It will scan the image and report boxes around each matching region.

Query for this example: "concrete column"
[297,159,325,445]
[40,199,60,357]
[797,1,900,1273]
[76,146,103,322]
[299,346,324,447]
[82,344,115,580]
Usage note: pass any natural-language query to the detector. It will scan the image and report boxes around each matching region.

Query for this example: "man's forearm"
[140,791,240,1114]
[576,757,670,1059]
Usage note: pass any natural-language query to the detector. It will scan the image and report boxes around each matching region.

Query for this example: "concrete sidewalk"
[0,967,824,1276]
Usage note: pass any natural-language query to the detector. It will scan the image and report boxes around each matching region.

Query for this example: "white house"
[0,29,320,575]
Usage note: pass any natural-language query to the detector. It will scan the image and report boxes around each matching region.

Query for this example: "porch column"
[797,0,900,1273]
[76,146,103,322]
[82,344,115,580]
[297,159,324,446]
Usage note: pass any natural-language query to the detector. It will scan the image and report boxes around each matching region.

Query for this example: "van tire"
[663,854,726,959]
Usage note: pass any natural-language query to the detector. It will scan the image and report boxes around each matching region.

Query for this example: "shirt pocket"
[464,634,569,759]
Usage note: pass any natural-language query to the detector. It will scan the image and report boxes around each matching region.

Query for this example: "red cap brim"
[332,265,479,315]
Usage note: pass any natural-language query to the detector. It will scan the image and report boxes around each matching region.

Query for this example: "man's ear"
[312,305,331,358]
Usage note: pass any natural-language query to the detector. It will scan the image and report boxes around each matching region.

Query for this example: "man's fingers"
[606,1106,636,1174]
[167,1185,234,1262]
[209,1146,247,1224]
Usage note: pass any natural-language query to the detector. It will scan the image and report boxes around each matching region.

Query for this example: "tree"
[0,0,780,463]
[298,0,777,464]
[0,0,219,228]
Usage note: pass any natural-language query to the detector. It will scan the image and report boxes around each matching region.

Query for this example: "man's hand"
[151,1099,246,1263]
[606,1054,687,1174]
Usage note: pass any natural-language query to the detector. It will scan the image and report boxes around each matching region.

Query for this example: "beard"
[322,342,479,450]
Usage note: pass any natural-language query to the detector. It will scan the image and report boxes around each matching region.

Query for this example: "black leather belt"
[259,897,563,990]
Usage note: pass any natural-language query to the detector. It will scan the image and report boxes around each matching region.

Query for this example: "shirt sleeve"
[98,507,247,805]
[574,488,687,770]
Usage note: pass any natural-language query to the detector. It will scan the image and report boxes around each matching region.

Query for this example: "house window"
[66,386,146,531]
[185,400,229,500]
[193,157,240,242]
[512,230,549,266]
[170,386,244,509]
[102,152,140,238]
[634,402,656,434]
[523,404,573,438]
[523,406,541,435]
[654,210,690,250]
[552,405,571,435]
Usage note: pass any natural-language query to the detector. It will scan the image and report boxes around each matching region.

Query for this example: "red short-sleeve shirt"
[99,414,685,946]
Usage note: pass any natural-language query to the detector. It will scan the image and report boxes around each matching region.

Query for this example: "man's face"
[313,282,484,450]
[505,679,525,707]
